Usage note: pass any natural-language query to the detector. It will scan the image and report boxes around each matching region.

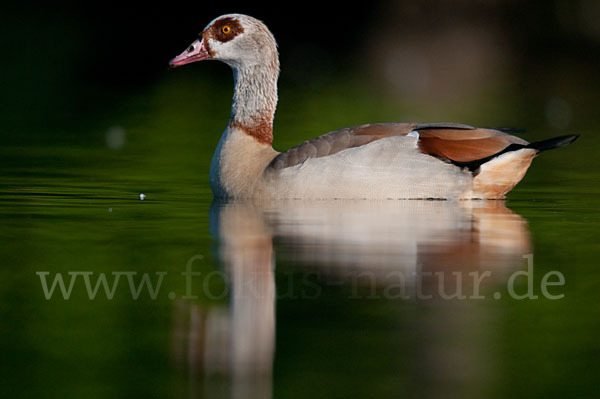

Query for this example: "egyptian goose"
[170,14,577,200]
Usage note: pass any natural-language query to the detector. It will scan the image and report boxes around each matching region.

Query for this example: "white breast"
[210,126,279,199]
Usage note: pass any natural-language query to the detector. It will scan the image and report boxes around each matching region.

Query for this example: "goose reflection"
[172,199,531,397]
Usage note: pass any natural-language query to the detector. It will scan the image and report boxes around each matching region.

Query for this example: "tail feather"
[526,134,579,152]
[468,134,578,198]
[452,134,579,172]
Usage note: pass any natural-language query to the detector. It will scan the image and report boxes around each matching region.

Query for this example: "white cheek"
[209,37,251,68]
[207,38,223,56]
[208,39,233,62]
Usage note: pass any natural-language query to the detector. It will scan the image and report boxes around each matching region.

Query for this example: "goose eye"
[221,25,232,34]
[187,45,195,53]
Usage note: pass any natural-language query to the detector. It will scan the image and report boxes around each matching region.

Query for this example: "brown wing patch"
[417,128,528,163]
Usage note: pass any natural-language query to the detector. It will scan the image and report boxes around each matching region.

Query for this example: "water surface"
[1,77,599,398]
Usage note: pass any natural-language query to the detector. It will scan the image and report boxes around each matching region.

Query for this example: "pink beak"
[169,38,211,67]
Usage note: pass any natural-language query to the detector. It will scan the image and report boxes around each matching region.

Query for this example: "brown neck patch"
[230,118,273,146]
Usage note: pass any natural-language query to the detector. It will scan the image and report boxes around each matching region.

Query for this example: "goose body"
[170,14,577,200]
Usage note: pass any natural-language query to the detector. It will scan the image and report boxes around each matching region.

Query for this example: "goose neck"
[229,63,278,146]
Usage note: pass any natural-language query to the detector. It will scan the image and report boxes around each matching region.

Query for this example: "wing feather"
[268,122,529,170]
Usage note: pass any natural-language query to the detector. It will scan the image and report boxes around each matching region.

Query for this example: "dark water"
[2,74,600,399]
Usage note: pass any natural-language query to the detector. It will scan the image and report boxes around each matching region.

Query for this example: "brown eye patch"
[210,17,244,43]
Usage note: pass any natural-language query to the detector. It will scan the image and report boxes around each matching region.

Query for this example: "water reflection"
[172,199,531,397]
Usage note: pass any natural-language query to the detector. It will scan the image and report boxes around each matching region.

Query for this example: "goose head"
[169,14,278,70]
[170,14,280,147]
